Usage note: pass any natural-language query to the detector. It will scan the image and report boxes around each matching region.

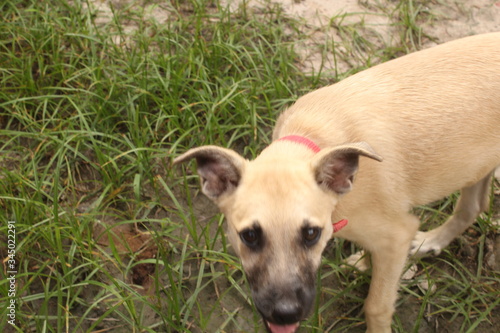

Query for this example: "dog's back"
[274,32,500,208]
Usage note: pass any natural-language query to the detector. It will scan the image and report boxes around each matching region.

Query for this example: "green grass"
[0,0,499,332]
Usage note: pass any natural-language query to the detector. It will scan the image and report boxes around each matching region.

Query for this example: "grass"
[0,0,499,332]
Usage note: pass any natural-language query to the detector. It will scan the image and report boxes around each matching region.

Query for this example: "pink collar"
[333,219,348,233]
[277,135,321,153]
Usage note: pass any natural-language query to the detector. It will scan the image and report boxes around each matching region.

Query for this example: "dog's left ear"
[311,142,383,195]
[173,146,247,201]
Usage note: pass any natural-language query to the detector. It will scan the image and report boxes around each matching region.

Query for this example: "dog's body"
[175,33,500,332]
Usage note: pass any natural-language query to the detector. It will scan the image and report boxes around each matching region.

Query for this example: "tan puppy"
[174,33,500,333]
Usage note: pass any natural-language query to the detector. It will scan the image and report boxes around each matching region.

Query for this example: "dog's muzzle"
[254,285,316,333]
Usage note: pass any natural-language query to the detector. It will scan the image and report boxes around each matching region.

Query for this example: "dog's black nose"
[271,303,302,324]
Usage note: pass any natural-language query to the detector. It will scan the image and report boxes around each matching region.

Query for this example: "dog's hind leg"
[410,170,494,257]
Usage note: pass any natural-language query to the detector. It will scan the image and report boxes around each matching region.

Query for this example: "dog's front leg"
[364,251,407,332]
[362,214,419,333]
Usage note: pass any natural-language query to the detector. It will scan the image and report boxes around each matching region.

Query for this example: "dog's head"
[174,141,381,333]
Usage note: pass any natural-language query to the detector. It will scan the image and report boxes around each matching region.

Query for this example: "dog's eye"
[302,227,321,246]
[239,228,262,249]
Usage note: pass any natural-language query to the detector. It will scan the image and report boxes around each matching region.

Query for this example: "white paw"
[410,230,446,257]
[342,251,371,272]
[401,263,418,280]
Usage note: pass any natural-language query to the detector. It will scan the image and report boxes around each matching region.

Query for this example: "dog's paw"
[342,251,371,272]
[410,230,445,257]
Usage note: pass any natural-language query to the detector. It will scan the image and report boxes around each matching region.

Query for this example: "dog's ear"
[311,142,382,195]
[173,146,246,201]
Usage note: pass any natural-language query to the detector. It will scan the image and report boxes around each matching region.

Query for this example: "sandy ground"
[86,0,500,74]
[227,0,500,73]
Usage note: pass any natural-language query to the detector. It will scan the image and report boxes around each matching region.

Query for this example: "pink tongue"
[267,322,299,333]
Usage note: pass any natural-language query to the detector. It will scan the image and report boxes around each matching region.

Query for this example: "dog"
[174,32,500,333]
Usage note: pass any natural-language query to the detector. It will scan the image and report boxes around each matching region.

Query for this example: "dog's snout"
[271,302,302,324]
[255,284,316,327]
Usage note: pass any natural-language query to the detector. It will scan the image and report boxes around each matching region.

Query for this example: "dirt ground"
[232,0,500,74]
[87,0,500,74]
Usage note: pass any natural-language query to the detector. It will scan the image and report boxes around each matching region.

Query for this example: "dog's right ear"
[311,142,383,195]
[173,146,246,201]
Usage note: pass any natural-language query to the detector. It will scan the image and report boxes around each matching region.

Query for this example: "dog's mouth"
[265,321,300,333]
